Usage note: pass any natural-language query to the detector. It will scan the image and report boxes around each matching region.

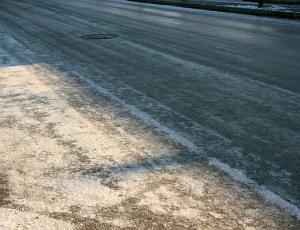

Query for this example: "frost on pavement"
[0,49,299,229]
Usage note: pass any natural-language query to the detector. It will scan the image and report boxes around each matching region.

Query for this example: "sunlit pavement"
[0,0,299,228]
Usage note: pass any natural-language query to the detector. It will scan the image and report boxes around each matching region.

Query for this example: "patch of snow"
[0,208,73,230]
[228,4,291,12]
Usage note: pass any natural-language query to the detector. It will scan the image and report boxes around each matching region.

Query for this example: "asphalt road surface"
[0,0,299,228]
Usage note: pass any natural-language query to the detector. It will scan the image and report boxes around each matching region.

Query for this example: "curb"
[128,0,300,19]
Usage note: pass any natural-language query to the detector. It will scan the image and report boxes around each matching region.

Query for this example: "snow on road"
[0,0,300,228]
[0,28,299,230]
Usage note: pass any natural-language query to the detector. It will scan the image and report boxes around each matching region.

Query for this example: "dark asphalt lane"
[0,0,299,210]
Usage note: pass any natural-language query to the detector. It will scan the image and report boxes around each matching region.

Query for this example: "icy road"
[0,0,300,228]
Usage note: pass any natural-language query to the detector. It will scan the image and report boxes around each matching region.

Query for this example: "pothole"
[81,33,118,40]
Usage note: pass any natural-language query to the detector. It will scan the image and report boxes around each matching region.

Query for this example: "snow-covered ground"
[0,30,298,230]
[0,0,300,228]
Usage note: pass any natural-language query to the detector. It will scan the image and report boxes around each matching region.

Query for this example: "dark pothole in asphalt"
[81,33,118,40]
